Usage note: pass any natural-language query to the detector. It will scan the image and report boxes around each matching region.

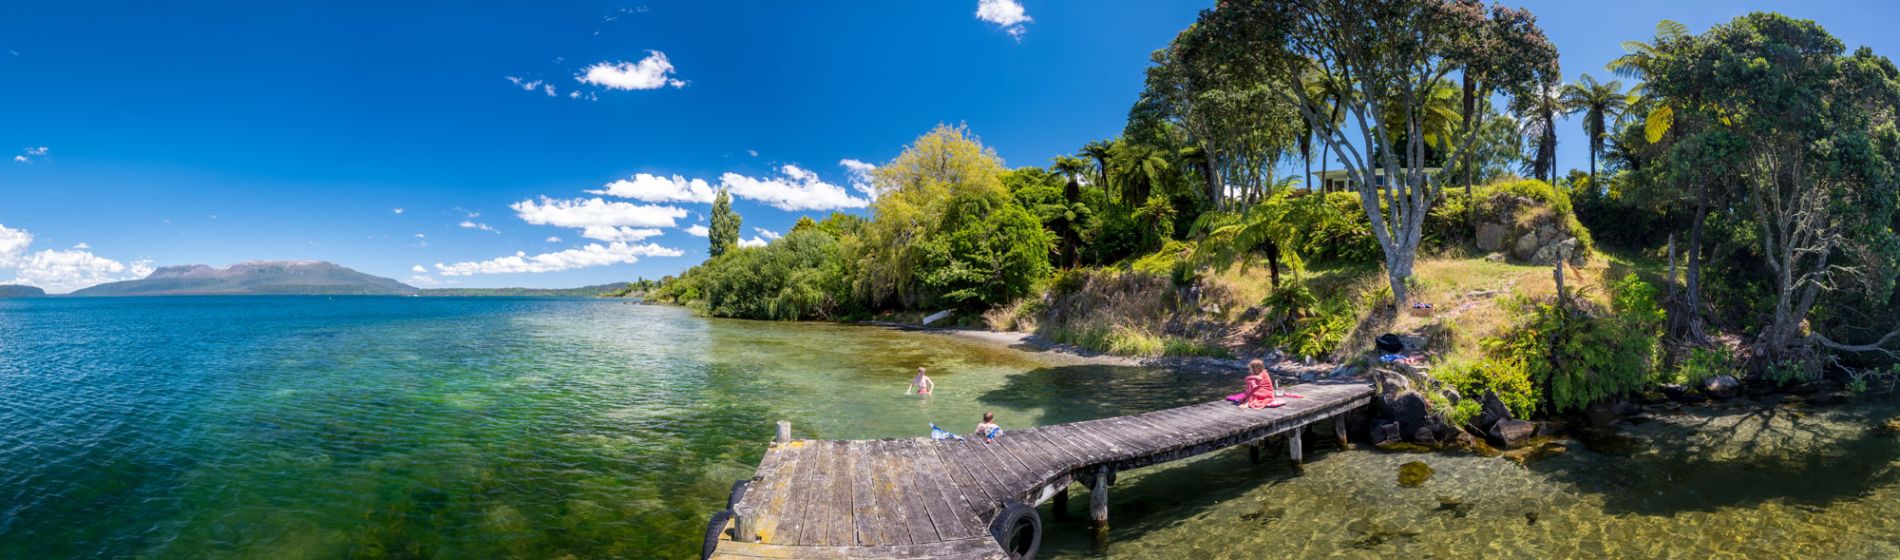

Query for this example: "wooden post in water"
[1089,466,1109,531]
[1288,427,1304,467]
[1334,415,1349,449]
[1052,483,1070,521]
[1248,440,1262,464]
[775,421,791,444]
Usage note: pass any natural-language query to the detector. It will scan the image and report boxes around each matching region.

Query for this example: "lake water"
[2,297,1897,559]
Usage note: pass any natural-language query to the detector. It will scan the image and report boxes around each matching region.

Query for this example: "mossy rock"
[1397,461,1435,487]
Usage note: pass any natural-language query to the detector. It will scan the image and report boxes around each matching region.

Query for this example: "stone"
[1530,237,1579,265]
[1659,384,1689,401]
[1488,419,1538,449]
[1371,422,1403,445]
[1883,418,1900,436]
[1476,223,1510,252]
[1513,232,1541,261]
[1476,391,1513,431]
[1382,392,1431,432]
[1411,426,1439,445]
[1434,496,1473,518]
[1702,375,1742,399]
[1536,224,1560,244]
[1397,461,1435,487]
[1484,252,1507,263]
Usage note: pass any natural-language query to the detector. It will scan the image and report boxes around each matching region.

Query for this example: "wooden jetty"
[703,381,1375,559]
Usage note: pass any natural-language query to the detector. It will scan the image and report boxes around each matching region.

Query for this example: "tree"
[709,188,741,258]
[1561,73,1628,187]
[1190,178,1303,287]
[1667,14,1900,367]
[857,124,1054,309]
[1192,0,1560,305]
[1514,79,1564,185]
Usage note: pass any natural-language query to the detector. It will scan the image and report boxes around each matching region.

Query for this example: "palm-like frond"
[1188,177,1304,273]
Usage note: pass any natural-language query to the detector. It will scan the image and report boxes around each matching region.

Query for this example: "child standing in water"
[906,367,934,396]
[973,411,1002,442]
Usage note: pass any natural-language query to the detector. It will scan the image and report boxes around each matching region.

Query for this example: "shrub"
[1105,326,1166,357]
[1483,273,1663,413]
[1436,357,1538,420]
[1673,346,1735,385]
[1480,179,1596,254]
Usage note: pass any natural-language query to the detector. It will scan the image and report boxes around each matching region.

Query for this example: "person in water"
[973,411,1001,442]
[1240,359,1281,409]
[906,367,934,395]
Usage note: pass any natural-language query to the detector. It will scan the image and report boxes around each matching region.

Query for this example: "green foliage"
[1436,357,1539,421]
[1130,240,1197,286]
[1484,273,1663,413]
[709,188,741,258]
[658,230,847,320]
[1673,346,1735,386]
[917,192,1055,309]
[1294,192,1383,265]
[1480,179,1596,254]
[1281,297,1354,360]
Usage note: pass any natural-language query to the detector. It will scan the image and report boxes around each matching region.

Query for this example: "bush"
[657,230,849,320]
[1436,357,1538,421]
[1480,179,1596,254]
[1482,273,1663,413]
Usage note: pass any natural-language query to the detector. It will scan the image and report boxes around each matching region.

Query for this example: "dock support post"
[732,513,754,543]
[1248,441,1262,464]
[1289,427,1304,467]
[1052,483,1070,521]
[775,421,791,444]
[1089,466,1109,531]
[1334,415,1350,449]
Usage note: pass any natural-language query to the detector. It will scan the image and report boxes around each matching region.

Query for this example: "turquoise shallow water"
[5,296,1900,559]
[0,297,1226,558]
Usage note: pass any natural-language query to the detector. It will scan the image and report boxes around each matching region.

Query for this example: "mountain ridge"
[72,261,418,296]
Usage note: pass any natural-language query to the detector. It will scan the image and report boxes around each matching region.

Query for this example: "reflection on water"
[4,297,1898,558]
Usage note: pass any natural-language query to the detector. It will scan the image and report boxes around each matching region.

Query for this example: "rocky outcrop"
[1702,375,1742,399]
[1370,364,1466,447]
[1488,419,1538,449]
[1472,193,1587,265]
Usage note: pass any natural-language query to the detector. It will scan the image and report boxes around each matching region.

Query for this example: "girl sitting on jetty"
[973,411,1002,442]
[1239,359,1282,409]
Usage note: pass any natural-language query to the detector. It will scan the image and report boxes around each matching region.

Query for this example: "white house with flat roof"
[1311,167,1442,191]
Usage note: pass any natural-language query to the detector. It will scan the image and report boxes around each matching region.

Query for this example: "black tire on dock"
[703,509,733,560]
[989,501,1042,560]
[727,479,750,510]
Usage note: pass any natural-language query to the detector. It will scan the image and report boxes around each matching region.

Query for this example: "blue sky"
[3,0,1897,293]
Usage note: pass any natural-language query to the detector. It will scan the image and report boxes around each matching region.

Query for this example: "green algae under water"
[4,297,1900,558]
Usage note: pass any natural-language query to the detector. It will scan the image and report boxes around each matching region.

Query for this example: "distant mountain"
[71,261,417,296]
[418,282,633,297]
[0,284,45,298]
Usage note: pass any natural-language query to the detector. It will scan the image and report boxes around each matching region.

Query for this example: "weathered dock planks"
[709,381,1374,559]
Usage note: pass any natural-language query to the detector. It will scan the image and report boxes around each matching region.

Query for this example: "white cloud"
[411,265,427,273]
[840,158,878,199]
[407,275,442,287]
[413,233,426,238]
[545,236,562,243]
[738,236,769,248]
[976,0,1033,39]
[459,220,498,233]
[720,164,869,211]
[747,149,759,157]
[434,242,683,276]
[0,224,152,294]
[511,197,687,229]
[754,227,781,240]
[393,208,405,214]
[581,226,663,242]
[13,146,48,164]
[685,224,710,237]
[72,242,90,249]
[576,51,685,91]
[590,173,716,203]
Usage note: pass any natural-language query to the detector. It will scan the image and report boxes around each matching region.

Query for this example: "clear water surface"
[2,297,1897,558]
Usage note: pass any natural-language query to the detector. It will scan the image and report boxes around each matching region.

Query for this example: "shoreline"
[854,320,1349,381]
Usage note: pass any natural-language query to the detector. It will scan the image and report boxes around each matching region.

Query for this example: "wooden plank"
[925,439,1000,519]
[988,430,1059,484]
[1031,424,1110,465]
[747,441,807,544]
[714,536,1007,559]
[825,440,855,546]
[904,439,976,541]
[1012,428,1085,477]
[1043,422,1125,464]
[849,440,885,546]
[778,442,823,545]
[959,436,1030,492]
[885,440,938,546]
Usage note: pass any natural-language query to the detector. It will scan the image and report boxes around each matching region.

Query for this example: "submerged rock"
[1476,391,1513,431]
[1435,495,1474,518]
[1398,461,1435,487]
[1501,440,1568,466]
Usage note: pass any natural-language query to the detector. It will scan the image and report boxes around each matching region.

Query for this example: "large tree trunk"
[1462,74,1477,226]
[1674,181,1709,342]
[1264,240,1283,288]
